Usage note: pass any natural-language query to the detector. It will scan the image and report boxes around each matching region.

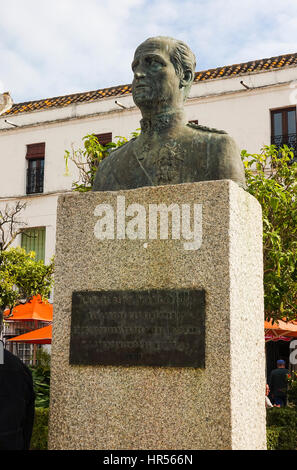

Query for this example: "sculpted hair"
[169,38,196,98]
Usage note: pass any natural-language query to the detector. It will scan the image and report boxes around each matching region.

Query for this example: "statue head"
[131,36,196,115]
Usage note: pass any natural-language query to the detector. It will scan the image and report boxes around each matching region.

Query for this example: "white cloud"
[0,0,297,102]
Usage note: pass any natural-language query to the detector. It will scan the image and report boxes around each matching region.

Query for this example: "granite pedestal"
[48,180,266,450]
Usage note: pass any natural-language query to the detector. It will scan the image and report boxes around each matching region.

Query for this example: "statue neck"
[140,109,186,135]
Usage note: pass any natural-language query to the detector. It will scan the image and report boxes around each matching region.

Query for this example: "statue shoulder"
[107,137,137,158]
[186,122,227,135]
[97,138,136,172]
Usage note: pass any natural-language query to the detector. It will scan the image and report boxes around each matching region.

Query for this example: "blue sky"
[1,0,297,103]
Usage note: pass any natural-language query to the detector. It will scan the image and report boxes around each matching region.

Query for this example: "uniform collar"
[140,110,186,134]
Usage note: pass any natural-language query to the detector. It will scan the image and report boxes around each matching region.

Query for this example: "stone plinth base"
[48,180,266,450]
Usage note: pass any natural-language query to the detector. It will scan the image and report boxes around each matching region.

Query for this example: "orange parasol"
[4,295,53,322]
[7,324,52,345]
[265,319,297,342]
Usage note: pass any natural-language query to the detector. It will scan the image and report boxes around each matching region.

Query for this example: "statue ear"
[180,70,193,88]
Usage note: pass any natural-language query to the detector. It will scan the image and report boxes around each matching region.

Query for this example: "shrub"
[30,349,51,408]
[267,426,282,450]
[267,407,297,450]
[266,407,297,427]
[30,407,49,450]
[276,426,297,450]
[287,371,297,408]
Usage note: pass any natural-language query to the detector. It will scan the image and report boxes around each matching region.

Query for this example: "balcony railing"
[26,167,44,194]
[271,133,297,162]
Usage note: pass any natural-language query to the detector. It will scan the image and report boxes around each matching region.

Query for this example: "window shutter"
[94,133,112,146]
[26,143,45,160]
[21,227,46,261]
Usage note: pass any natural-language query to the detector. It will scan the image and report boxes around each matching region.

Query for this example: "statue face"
[131,38,181,111]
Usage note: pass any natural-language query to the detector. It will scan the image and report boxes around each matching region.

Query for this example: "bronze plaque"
[70,289,205,368]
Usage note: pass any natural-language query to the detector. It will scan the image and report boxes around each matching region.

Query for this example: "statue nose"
[135,71,146,79]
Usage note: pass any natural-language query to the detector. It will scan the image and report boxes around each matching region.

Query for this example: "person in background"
[0,346,35,450]
[269,359,289,407]
[265,384,274,408]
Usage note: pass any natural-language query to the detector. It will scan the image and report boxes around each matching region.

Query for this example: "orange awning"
[8,325,52,344]
[4,295,53,322]
[265,319,297,341]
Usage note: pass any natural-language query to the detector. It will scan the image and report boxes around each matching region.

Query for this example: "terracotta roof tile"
[3,51,297,117]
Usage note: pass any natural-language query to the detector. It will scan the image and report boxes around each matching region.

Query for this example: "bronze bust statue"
[93,36,246,191]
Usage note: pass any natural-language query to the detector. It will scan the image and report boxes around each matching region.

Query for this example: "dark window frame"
[271,107,297,161]
[26,143,45,194]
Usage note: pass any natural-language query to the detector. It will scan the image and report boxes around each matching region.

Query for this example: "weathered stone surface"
[49,180,266,450]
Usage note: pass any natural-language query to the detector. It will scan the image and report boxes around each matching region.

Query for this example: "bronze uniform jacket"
[93,124,246,191]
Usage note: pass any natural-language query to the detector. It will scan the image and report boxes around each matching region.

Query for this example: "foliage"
[30,407,49,450]
[287,371,297,408]
[29,350,51,450]
[0,247,54,315]
[64,131,140,192]
[266,406,297,427]
[242,145,297,322]
[266,425,297,450]
[266,405,297,450]
[30,349,51,408]
[276,426,297,450]
[266,426,282,450]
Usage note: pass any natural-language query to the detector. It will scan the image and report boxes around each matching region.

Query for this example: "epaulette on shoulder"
[187,122,227,134]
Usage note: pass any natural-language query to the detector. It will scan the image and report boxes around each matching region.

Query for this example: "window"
[21,227,46,261]
[271,108,297,161]
[16,343,35,366]
[93,132,112,146]
[26,143,45,194]
[3,321,44,365]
